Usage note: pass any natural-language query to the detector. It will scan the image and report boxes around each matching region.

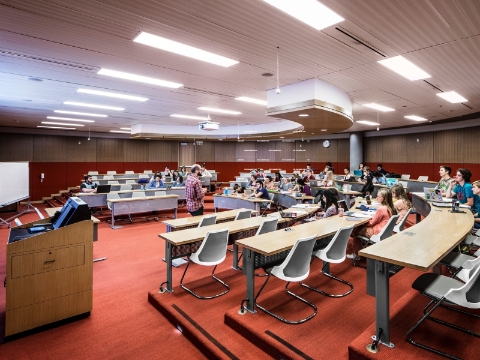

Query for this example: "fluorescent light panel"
[198,107,241,115]
[42,122,84,127]
[378,56,431,81]
[299,114,309,117]
[170,114,210,120]
[77,88,148,101]
[405,115,427,121]
[98,68,183,88]
[54,110,107,117]
[262,0,344,30]
[63,101,124,111]
[363,103,395,112]
[37,126,76,130]
[110,130,131,134]
[436,91,467,103]
[134,32,238,68]
[47,116,95,123]
[120,127,131,130]
[235,97,267,106]
[357,120,380,126]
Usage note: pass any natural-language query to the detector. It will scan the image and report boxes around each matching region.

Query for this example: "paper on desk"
[350,212,373,218]
[292,204,309,208]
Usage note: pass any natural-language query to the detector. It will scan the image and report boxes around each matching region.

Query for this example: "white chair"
[108,180,119,185]
[198,214,217,227]
[393,208,412,233]
[107,193,120,211]
[180,228,230,299]
[439,252,480,282]
[125,170,134,174]
[234,209,252,220]
[460,228,480,250]
[91,176,97,180]
[143,170,152,174]
[34,207,45,220]
[132,192,146,198]
[126,180,136,184]
[407,264,480,359]
[14,218,22,226]
[88,171,98,175]
[252,235,318,324]
[103,175,114,180]
[139,174,149,179]
[107,171,116,175]
[302,226,355,297]
[401,174,410,180]
[119,184,131,191]
[399,181,408,188]
[418,176,428,181]
[280,170,286,174]
[256,217,278,235]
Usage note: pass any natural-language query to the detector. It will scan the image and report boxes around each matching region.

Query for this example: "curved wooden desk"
[359,194,473,348]
[213,194,272,214]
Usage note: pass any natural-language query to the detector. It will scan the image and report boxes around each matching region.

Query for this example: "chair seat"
[412,273,464,299]
[440,252,476,269]
[463,234,480,246]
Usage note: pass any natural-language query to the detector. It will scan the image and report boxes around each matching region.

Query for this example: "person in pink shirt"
[346,188,397,260]
[390,184,412,225]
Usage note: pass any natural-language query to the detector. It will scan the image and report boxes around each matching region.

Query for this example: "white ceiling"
[0,0,478,139]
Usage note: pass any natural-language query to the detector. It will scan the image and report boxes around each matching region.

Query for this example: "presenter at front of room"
[185,164,206,216]
[445,168,474,207]
[80,175,98,193]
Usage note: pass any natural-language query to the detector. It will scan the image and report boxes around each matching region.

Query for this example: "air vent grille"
[335,27,386,57]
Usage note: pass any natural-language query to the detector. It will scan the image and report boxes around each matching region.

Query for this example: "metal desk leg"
[110,203,115,229]
[416,212,421,223]
[232,243,239,270]
[372,260,394,348]
[243,248,256,313]
[159,242,174,293]
[366,258,376,296]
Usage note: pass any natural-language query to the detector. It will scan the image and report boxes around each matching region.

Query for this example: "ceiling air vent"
[334,27,386,57]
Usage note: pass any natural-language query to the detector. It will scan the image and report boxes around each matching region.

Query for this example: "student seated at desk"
[295,178,311,196]
[232,183,245,194]
[377,163,388,175]
[163,166,172,177]
[391,184,412,225]
[172,170,179,182]
[248,174,256,188]
[303,169,315,182]
[172,176,185,187]
[316,189,338,219]
[435,165,452,193]
[360,167,374,197]
[347,188,397,260]
[343,167,355,181]
[81,175,98,193]
[280,177,293,191]
[148,174,165,189]
[446,168,474,206]
[200,166,212,177]
[318,170,335,187]
[372,171,386,185]
[178,166,187,177]
[471,181,480,229]
[265,176,277,190]
[274,171,282,183]
[250,180,270,201]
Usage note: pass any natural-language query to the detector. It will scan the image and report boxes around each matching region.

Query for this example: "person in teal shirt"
[446,168,473,206]
[472,181,480,229]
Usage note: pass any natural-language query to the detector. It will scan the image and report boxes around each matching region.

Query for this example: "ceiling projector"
[199,121,219,131]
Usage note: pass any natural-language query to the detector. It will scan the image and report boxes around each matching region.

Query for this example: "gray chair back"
[395,208,412,232]
[256,217,278,236]
[325,226,354,261]
[198,214,217,228]
[283,235,317,278]
[197,229,229,262]
[132,192,146,198]
[108,180,119,184]
[379,215,400,241]
[466,264,480,303]
[120,184,131,191]
[235,209,252,220]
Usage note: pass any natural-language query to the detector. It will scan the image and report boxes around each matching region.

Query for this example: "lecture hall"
[0,1,479,359]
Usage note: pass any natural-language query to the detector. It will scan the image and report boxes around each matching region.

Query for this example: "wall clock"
[323,140,330,148]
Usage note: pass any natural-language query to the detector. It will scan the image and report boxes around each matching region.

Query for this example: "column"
[350,132,363,172]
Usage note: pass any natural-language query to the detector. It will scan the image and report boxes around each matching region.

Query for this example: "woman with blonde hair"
[347,188,397,260]
[390,184,412,225]
[471,180,480,229]
[320,170,336,188]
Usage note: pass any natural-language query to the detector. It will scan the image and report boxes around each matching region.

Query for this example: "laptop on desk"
[385,178,398,187]
[96,184,111,194]
[424,187,442,202]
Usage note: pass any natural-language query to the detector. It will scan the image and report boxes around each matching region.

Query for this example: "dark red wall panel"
[30,162,67,201]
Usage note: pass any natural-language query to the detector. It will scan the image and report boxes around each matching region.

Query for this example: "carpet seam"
[265,330,313,360]
[172,304,240,360]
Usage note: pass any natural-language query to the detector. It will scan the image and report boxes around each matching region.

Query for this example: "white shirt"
[201,169,212,177]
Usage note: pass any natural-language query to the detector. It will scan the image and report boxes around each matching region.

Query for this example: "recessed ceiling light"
[63,101,124,111]
[263,0,344,30]
[54,110,107,117]
[378,56,431,81]
[171,114,210,120]
[37,126,76,130]
[235,97,267,106]
[363,103,395,112]
[47,116,95,123]
[357,120,380,126]
[404,115,427,121]
[98,68,183,88]
[436,91,467,103]
[42,121,84,127]
[299,114,309,117]
[133,32,238,68]
[77,88,148,101]
[198,107,241,115]
[109,130,131,134]
[120,127,131,131]
[279,136,285,138]
[321,129,327,131]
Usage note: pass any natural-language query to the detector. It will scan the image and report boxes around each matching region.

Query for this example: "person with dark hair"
[200,165,212,177]
[264,176,276,190]
[148,174,165,189]
[251,180,270,201]
[317,189,338,219]
[172,170,179,182]
[164,166,172,177]
[179,166,187,177]
[296,178,311,196]
[248,174,256,188]
[185,164,206,216]
[377,164,388,175]
[343,167,354,181]
[446,168,474,206]
[232,183,245,194]
[303,169,315,182]
[80,175,98,193]
[274,171,282,182]
[372,171,386,185]
[280,177,293,191]
[172,175,185,187]
[360,167,374,197]
[436,165,452,193]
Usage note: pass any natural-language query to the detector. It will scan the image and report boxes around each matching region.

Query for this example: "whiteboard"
[0,162,29,206]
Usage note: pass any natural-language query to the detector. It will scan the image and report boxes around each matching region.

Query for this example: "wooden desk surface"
[162,208,258,229]
[77,188,178,196]
[359,195,473,271]
[214,194,272,203]
[44,207,100,223]
[402,178,437,184]
[317,186,361,196]
[108,195,179,203]
[159,207,318,245]
[237,214,369,256]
